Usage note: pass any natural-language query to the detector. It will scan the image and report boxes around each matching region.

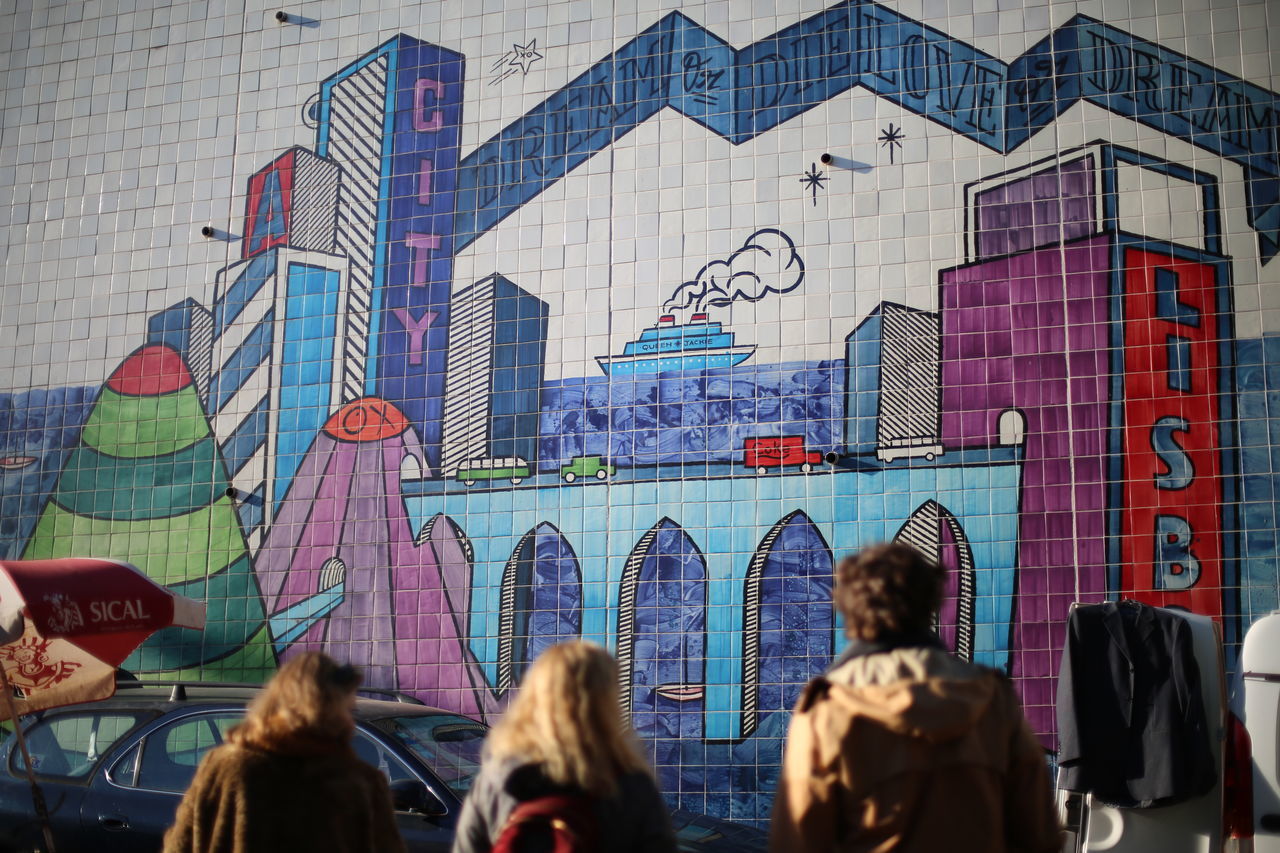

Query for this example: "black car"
[0,682,765,853]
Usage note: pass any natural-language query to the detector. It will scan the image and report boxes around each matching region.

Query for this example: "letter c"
[414,79,444,131]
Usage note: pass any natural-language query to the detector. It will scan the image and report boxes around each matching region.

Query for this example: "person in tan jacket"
[769,543,1061,853]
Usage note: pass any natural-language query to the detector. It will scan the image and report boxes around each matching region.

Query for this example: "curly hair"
[229,652,361,750]
[835,543,943,641]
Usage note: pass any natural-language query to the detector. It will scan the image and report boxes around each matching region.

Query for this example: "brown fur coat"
[163,738,406,853]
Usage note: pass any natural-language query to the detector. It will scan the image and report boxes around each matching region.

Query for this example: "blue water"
[0,387,98,558]
[539,360,843,472]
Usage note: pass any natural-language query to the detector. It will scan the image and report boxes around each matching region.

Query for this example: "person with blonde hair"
[452,641,676,853]
[164,652,405,853]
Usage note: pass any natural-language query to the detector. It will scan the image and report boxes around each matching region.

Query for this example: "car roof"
[25,682,481,725]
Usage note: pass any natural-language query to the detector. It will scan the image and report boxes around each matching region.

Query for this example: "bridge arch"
[616,518,707,743]
[496,522,583,693]
[893,500,977,661]
[740,510,834,737]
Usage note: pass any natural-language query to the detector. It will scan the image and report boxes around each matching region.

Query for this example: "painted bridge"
[405,448,1021,740]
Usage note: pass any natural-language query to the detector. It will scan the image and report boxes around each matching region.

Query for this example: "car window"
[352,729,416,785]
[12,712,150,780]
[135,712,243,792]
[378,714,486,797]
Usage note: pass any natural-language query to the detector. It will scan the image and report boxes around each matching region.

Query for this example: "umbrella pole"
[0,667,57,853]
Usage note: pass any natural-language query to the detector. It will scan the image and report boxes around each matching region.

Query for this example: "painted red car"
[744,436,822,474]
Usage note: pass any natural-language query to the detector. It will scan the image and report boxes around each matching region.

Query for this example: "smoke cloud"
[664,228,805,314]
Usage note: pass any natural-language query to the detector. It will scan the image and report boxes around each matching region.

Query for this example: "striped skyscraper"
[440,274,548,476]
[315,35,465,472]
[843,302,942,462]
[320,55,387,402]
[200,248,351,546]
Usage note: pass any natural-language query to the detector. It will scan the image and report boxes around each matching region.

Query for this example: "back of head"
[230,652,361,751]
[836,543,943,641]
[485,641,650,794]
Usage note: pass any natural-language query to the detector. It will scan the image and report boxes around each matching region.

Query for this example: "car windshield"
[379,714,486,797]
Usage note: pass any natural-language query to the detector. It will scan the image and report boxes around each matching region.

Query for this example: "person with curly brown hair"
[163,653,405,853]
[769,543,1060,853]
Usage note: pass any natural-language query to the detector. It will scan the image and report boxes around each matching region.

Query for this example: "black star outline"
[799,162,830,206]
[878,123,905,164]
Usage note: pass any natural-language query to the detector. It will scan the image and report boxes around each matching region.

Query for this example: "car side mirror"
[389,779,447,818]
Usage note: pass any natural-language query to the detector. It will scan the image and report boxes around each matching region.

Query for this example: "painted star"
[878,123,905,164]
[799,162,830,206]
[508,39,543,75]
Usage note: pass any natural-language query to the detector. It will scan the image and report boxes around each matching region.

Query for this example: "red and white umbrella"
[0,558,206,852]
[0,558,205,713]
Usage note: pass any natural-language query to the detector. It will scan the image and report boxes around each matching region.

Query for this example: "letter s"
[1151,416,1194,490]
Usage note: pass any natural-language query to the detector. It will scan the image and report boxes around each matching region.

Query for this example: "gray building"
[441,274,548,476]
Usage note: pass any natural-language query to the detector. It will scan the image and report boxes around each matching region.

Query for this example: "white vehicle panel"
[1239,610,1280,851]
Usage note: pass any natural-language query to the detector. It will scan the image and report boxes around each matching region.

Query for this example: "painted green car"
[560,455,615,482]
[456,457,530,486]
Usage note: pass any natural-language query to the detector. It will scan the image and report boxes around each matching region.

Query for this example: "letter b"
[1154,514,1201,590]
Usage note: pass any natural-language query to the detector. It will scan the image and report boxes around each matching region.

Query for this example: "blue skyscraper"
[315,35,465,472]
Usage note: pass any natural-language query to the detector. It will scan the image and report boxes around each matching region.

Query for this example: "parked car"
[743,436,822,474]
[456,456,530,486]
[1232,608,1280,851]
[560,455,614,482]
[1058,608,1254,853]
[0,681,765,853]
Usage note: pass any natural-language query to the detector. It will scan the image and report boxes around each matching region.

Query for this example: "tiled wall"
[3,0,1280,823]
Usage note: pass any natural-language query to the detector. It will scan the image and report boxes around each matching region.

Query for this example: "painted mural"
[2,0,1279,826]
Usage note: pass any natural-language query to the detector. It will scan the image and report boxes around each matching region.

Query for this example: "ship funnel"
[658,315,676,327]
[690,313,708,324]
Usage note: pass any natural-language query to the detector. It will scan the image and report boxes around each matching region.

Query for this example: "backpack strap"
[500,793,600,849]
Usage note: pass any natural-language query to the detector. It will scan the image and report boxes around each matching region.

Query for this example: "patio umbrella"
[0,558,207,852]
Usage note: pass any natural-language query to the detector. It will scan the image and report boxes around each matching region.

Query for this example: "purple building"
[939,143,1238,739]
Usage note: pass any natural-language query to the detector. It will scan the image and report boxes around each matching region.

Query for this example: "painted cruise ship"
[596,313,756,376]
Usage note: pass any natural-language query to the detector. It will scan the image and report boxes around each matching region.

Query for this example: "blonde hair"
[485,642,650,794]
[229,652,361,750]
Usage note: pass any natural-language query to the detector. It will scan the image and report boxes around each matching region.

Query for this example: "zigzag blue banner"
[453,1,1280,261]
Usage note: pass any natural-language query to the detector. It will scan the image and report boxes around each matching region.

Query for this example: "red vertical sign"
[1120,248,1224,616]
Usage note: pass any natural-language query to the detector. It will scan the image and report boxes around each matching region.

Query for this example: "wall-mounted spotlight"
[818,153,873,173]
[225,487,264,506]
[274,10,319,27]
[200,226,240,242]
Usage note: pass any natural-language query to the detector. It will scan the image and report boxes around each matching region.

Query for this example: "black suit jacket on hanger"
[1056,600,1216,807]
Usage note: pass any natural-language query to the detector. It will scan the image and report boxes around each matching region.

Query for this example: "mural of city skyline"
[2,0,1279,825]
